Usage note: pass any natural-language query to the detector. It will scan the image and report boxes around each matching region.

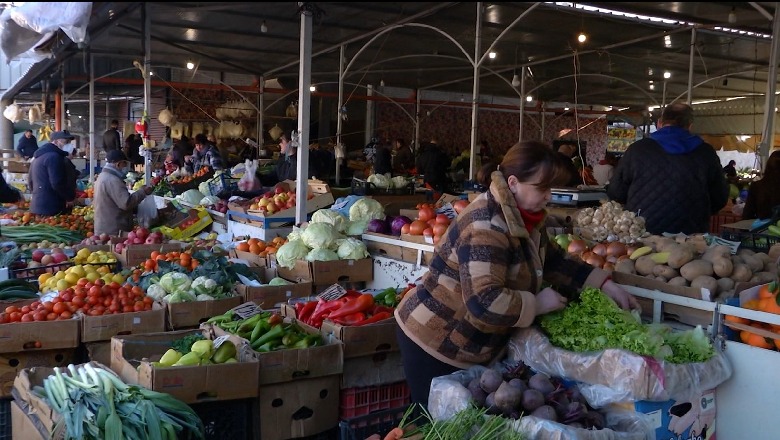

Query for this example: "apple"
[52,252,69,264]
[264,191,274,198]
[274,186,285,195]
[99,233,110,242]
[133,237,143,244]
[40,254,54,266]
[136,227,149,240]
[145,236,157,244]
[114,243,125,253]
[127,231,137,241]
[151,231,164,241]
[31,250,45,263]
[275,200,286,210]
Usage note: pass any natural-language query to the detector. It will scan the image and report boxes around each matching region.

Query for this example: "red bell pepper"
[353,311,393,326]
[297,301,317,323]
[331,312,367,326]
[307,298,348,328]
[328,293,375,319]
[370,305,395,316]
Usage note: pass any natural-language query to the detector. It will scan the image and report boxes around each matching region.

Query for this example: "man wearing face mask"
[29,130,79,215]
[93,150,153,236]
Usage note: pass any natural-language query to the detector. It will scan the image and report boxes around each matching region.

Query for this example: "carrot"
[383,428,404,440]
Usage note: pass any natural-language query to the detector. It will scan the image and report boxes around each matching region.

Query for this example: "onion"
[602,262,615,271]
[591,243,607,257]
[606,242,627,258]
[567,239,587,255]
[584,253,605,268]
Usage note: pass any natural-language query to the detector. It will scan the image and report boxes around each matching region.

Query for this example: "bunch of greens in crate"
[396,403,524,440]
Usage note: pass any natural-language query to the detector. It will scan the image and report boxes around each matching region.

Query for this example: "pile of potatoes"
[613,235,778,299]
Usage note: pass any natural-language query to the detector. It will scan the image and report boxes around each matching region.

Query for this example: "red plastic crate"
[339,381,411,419]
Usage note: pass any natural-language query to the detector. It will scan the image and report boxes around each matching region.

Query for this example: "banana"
[629,246,652,260]
[650,252,670,264]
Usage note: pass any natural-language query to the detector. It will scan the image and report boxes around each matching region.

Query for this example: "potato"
[655,237,679,252]
[634,255,657,276]
[653,264,679,280]
[691,275,719,295]
[740,253,764,273]
[680,260,714,281]
[711,257,734,278]
[730,263,753,282]
[730,255,744,265]
[754,252,771,265]
[716,277,735,293]
[768,243,780,264]
[655,275,668,282]
[685,235,709,254]
[702,245,731,262]
[764,258,777,273]
[668,276,689,287]
[737,248,756,257]
[667,245,695,269]
[750,272,778,284]
[614,259,636,275]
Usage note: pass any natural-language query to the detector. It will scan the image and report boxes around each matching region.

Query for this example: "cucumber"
[0,290,39,300]
[0,279,37,291]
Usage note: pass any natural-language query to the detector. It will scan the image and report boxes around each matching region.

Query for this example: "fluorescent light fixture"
[149,71,154,76]
[488,51,497,59]
[564,106,570,111]
[663,71,671,79]
[186,61,194,70]
[648,68,653,76]
[664,35,672,48]
[739,135,751,141]
[526,95,533,102]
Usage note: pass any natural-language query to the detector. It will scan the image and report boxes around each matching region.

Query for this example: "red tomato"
[60,292,73,302]
[46,312,58,321]
[435,214,450,225]
[72,296,85,307]
[123,305,134,313]
[59,311,72,320]
[33,312,47,322]
[43,302,54,312]
[133,302,145,312]
[89,309,103,317]
[88,286,101,297]
[9,312,21,322]
[20,305,31,314]
[4,306,18,315]
[418,207,435,222]
[52,303,67,314]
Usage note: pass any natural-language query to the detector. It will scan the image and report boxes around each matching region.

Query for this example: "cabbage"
[200,196,220,206]
[164,290,196,303]
[305,248,339,262]
[301,222,339,250]
[268,277,293,286]
[287,227,303,242]
[196,294,215,301]
[274,239,310,269]
[391,176,410,189]
[337,237,369,260]
[198,181,212,197]
[367,173,392,188]
[177,189,205,205]
[147,284,167,301]
[310,209,348,233]
[159,272,192,294]
[349,198,385,223]
[345,219,369,236]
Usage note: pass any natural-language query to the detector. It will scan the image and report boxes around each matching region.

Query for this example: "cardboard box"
[273,257,373,285]
[256,374,340,440]
[230,249,270,267]
[612,272,714,327]
[84,341,111,366]
[1,349,78,397]
[232,179,335,225]
[630,389,716,440]
[166,295,244,329]
[0,314,79,352]
[340,350,405,389]
[12,399,51,440]
[118,243,182,268]
[365,232,434,265]
[110,329,260,403]
[159,203,213,240]
[321,317,398,359]
[206,321,344,386]
[236,267,313,309]
[80,301,166,342]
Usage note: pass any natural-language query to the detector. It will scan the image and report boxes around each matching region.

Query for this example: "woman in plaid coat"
[395,141,640,406]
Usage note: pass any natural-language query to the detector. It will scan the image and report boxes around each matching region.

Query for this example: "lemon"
[56,279,70,291]
[54,271,67,280]
[38,273,53,285]
[86,272,100,282]
[101,274,114,283]
[64,273,80,286]
[84,265,97,274]
[77,248,91,259]
[70,265,86,278]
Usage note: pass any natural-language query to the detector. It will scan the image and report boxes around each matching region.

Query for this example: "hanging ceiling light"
[511,74,521,88]
[186,61,194,70]
[526,95,533,102]
[728,7,737,24]
[309,85,316,92]
[663,71,672,79]
[260,20,268,33]
[577,32,587,43]
[488,51,496,59]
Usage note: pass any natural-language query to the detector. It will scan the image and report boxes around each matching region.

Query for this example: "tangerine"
[236,242,250,252]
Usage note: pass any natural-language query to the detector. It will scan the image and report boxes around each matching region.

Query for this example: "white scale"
[550,187,609,207]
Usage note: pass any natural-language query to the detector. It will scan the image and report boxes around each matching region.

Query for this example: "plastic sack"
[238,159,260,192]
[506,327,733,408]
[137,196,159,229]
[0,2,91,60]
[158,108,177,127]
[429,365,654,440]
[2,103,24,123]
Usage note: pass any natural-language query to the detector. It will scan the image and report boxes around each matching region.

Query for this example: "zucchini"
[0,279,37,291]
[0,290,40,300]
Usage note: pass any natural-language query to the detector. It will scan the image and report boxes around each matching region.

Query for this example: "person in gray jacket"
[93,150,153,236]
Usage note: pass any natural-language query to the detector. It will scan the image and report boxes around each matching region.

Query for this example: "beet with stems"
[479,369,503,394]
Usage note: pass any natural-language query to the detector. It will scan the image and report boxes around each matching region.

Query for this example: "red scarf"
[519,209,545,233]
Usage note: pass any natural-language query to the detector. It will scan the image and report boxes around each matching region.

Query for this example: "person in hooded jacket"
[607,102,728,234]
[28,130,78,216]
[93,150,153,236]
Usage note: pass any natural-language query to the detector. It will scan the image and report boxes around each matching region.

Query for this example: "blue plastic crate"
[207,173,239,196]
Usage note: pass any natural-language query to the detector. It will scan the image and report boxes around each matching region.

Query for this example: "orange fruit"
[724,314,748,326]
[760,296,780,315]
[744,331,774,349]
[248,238,260,246]
[248,243,262,255]
[236,242,250,252]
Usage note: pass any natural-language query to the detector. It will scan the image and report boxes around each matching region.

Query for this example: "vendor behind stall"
[185,134,224,173]
[93,150,153,236]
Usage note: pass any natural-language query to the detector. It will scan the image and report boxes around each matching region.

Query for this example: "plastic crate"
[0,397,9,440]
[339,381,411,419]
[190,398,253,440]
[351,178,415,196]
[710,212,742,235]
[339,406,409,440]
[721,229,780,253]
[207,173,239,196]
[287,427,339,440]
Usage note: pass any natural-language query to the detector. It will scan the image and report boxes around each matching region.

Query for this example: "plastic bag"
[506,327,733,407]
[2,103,24,123]
[137,196,158,229]
[428,365,654,440]
[237,159,260,192]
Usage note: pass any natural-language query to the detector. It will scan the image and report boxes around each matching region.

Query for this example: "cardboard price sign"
[317,284,348,301]
[231,301,264,319]
[212,334,230,349]
[436,203,457,220]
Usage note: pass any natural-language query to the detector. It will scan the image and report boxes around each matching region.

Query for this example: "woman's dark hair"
[477,140,567,189]
[762,150,780,185]
[394,138,406,148]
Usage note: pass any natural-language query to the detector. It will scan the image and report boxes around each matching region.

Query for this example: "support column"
[295,7,313,225]
[468,2,483,181]
[759,5,780,169]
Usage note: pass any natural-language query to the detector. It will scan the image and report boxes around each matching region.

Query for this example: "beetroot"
[528,373,555,395]
[479,369,503,394]
[530,405,558,422]
[521,389,545,412]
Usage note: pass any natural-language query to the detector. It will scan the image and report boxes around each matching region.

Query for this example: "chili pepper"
[353,311,393,326]
[307,298,348,327]
[237,312,268,335]
[249,318,268,342]
[268,313,283,326]
[328,293,375,319]
[344,289,363,298]
[332,312,367,326]
[297,301,317,323]
[254,338,282,352]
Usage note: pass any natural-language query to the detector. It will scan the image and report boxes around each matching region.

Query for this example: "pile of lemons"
[38,265,126,294]
[73,248,116,265]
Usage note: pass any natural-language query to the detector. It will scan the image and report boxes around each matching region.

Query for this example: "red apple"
[31,250,45,263]
[127,231,137,241]
[275,186,285,194]
[114,243,125,253]
[264,191,274,198]
[51,252,69,264]
[136,227,149,240]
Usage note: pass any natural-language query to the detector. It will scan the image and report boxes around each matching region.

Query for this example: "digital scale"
[550,187,609,207]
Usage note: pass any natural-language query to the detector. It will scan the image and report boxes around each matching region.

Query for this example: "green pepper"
[282,332,301,347]
[291,334,321,349]
[249,318,270,341]
[251,323,285,349]
[254,338,282,352]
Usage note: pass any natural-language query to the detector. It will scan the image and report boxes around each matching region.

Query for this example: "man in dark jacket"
[102,119,121,153]
[29,130,78,216]
[275,132,313,182]
[416,140,449,192]
[607,102,729,234]
[15,129,38,159]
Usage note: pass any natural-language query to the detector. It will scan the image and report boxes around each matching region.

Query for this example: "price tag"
[231,301,263,319]
[317,284,348,301]
[708,236,741,255]
[436,203,457,220]
[331,198,350,211]
[212,334,230,350]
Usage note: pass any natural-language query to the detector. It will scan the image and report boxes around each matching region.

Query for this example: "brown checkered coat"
[395,171,608,368]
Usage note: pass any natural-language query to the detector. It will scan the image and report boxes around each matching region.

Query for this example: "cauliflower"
[159,272,192,294]
[192,276,220,296]
[146,284,167,301]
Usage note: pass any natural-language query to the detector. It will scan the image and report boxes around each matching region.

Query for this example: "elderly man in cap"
[93,150,153,236]
[29,130,79,216]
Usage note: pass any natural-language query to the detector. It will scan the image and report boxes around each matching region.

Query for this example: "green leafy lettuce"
[539,287,713,364]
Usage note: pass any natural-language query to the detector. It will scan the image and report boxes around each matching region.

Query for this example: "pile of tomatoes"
[0,279,154,323]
